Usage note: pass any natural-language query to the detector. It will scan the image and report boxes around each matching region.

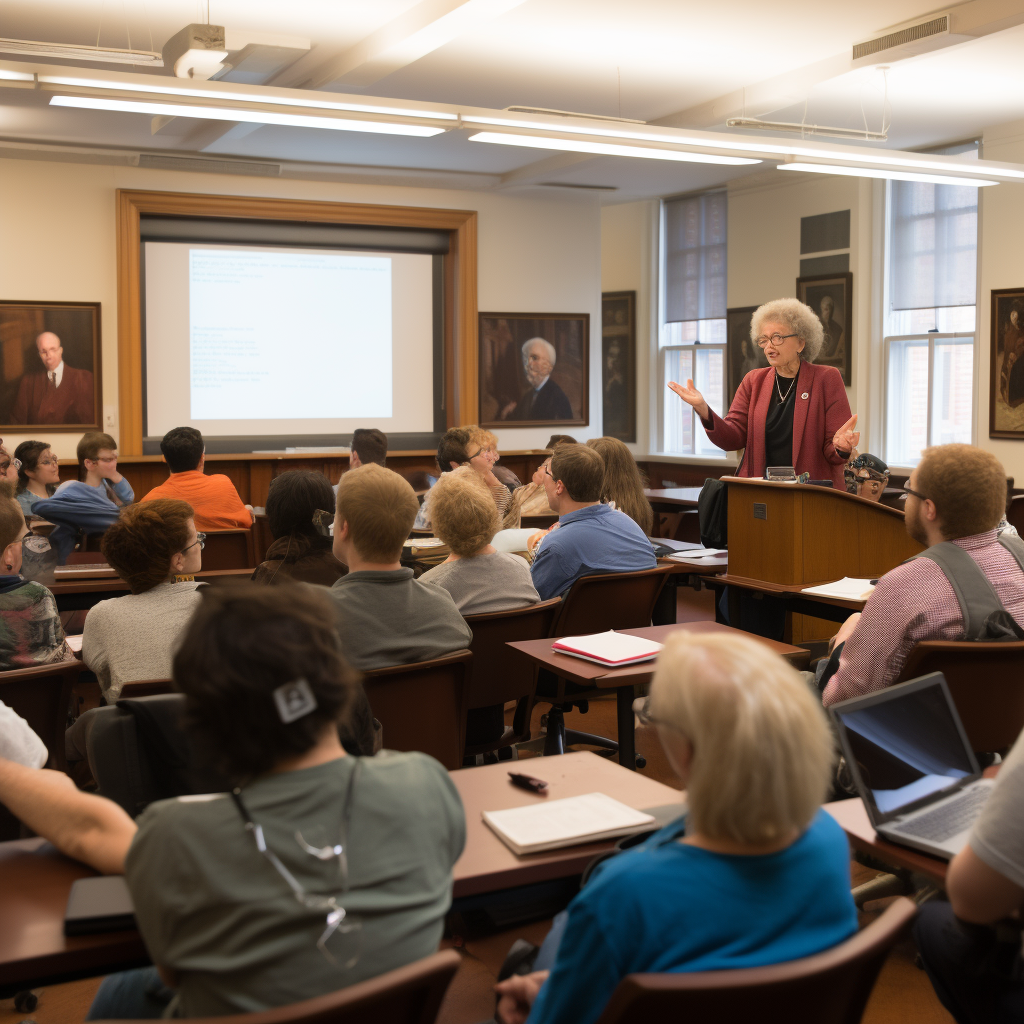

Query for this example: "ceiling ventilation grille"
[852,16,949,60]
[137,154,281,177]
[540,182,618,191]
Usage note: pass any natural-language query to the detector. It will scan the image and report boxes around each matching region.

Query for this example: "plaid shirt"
[822,530,1024,706]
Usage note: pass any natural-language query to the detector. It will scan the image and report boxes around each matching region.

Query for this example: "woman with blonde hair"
[669,298,859,488]
[496,631,857,1024]
[586,436,653,535]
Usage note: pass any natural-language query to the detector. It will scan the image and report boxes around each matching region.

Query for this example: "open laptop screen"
[831,674,979,822]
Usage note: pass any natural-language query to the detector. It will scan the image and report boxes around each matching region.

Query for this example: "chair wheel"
[635,756,647,769]
[14,992,37,1013]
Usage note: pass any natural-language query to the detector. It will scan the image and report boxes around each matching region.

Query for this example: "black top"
[764,371,798,469]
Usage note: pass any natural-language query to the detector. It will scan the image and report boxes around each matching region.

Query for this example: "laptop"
[830,673,995,860]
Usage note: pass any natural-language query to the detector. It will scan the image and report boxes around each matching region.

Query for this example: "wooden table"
[644,487,703,508]
[508,622,809,771]
[0,753,679,993]
[41,568,255,610]
[0,839,149,999]
[710,573,867,626]
[452,751,681,899]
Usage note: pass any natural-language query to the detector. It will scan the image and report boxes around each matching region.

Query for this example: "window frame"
[657,340,728,457]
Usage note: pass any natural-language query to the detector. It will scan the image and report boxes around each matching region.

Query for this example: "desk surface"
[660,554,728,575]
[451,751,682,898]
[0,839,149,996]
[508,622,809,689]
[713,573,867,612]
[645,487,703,507]
[41,567,255,596]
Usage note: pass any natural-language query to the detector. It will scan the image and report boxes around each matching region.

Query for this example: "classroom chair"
[896,640,1024,754]
[0,659,83,772]
[201,528,259,570]
[361,650,472,770]
[112,949,461,1024]
[594,897,916,1024]
[536,565,674,765]
[462,596,562,758]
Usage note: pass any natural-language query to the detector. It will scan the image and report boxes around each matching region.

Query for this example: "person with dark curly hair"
[82,498,203,700]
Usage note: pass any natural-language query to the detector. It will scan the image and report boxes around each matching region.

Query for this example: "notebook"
[483,793,657,855]
[801,577,876,600]
[551,630,663,667]
[830,673,994,860]
[64,876,136,935]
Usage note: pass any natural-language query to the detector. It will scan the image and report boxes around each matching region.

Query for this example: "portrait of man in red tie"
[0,302,101,429]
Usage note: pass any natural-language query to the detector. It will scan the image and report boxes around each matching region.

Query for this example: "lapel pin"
[801,392,809,399]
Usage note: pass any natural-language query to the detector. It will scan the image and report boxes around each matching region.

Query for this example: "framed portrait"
[479,312,589,428]
[990,287,1024,438]
[796,272,852,386]
[601,291,635,442]
[0,301,101,430]
[726,305,764,402]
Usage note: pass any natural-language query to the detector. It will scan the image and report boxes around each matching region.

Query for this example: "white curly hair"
[750,299,824,363]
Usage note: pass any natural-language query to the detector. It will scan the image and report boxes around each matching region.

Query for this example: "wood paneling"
[114,190,478,455]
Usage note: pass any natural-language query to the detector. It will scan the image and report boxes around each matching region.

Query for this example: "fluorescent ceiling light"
[785,148,1024,180]
[469,131,760,166]
[778,161,998,187]
[49,95,445,137]
[41,74,458,120]
[0,38,163,65]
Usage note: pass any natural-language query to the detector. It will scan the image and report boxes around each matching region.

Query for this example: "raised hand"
[668,379,710,422]
[833,413,860,457]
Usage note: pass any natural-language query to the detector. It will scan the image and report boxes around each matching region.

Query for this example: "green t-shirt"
[124,752,465,1017]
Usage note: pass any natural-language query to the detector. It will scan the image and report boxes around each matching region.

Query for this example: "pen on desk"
[509,772,548,793]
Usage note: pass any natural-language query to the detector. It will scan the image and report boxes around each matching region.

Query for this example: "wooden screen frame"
[115,189,478,456]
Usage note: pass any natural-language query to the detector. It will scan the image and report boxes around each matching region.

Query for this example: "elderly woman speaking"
[669,298,859,488]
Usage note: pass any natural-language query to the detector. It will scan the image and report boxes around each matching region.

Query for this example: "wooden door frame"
[115,189,477,455]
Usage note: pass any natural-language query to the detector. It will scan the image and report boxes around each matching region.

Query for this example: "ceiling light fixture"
[0,38,163,65]
[468,131,761,166]
[49,95,446,137]
[727,117,888,143]
[778,161,998,187]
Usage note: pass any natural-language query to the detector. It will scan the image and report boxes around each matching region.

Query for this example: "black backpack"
[697,478,728,549]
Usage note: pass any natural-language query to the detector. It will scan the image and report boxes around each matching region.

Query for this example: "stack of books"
[551,630,663,667]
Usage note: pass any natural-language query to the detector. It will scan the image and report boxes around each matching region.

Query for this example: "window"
[883,141,979,466]
[660,192,727,456]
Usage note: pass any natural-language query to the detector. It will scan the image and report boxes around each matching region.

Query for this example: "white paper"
[553,630,663,663]
[666,547,726,561]
[403,537,447,548]
[483,793,655,849]
[66,635,84,653]
[801,577,876,600]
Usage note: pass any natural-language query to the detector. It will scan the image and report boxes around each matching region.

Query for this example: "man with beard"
[821,444,1024,706]
[503,337,573,421]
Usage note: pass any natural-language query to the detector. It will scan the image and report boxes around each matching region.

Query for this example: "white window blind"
[664,192,727,323]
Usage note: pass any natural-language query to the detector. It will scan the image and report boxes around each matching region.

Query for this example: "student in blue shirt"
[529,443,655,601]
[495,630,858,1024]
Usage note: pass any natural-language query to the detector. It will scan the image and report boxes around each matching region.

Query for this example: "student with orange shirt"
[140,427,252,531]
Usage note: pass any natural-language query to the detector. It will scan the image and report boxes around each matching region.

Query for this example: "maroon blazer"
[703,361,852,488]
[9,365,95,425]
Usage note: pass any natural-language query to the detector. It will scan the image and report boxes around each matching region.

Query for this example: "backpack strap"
[998,530,1024,573]
[908,542,1008,641]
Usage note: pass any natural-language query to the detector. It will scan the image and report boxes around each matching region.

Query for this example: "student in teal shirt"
[496,631,858,1024]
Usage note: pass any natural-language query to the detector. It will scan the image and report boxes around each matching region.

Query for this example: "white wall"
[0,156,602,458]
[979,118,1024,481]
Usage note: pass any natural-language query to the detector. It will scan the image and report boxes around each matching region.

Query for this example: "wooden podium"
[724,477,923,585]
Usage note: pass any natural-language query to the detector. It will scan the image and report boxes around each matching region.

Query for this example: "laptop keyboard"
[889,786,989,844]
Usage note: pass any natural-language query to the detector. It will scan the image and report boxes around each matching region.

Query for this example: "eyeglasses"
[635,702,689,738]
[0,458,21,473]
[755,333,799,349]
[901,483,929,502]
[180,532,206,554]
[465,448,488,462]
[230,762,362,968]
[312,509,334,538]
[96,455,118,464]
[37,458,59,468]
[542,463,553,477]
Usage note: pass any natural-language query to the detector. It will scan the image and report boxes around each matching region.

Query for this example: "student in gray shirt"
[328,463,471,670]
[420,466,540,615]
[0,585,465,1019]
[915,727,1024,1023]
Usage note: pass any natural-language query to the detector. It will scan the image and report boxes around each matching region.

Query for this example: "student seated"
[141,427,251,530]
[349,427,388,469]
[251,470,346,587]
[415,428,517,531]
[14,440,60,516]
[420,466,539,615]
[915,724,1024,1023]
[467,426,522,490]
[329,463,471,670]
[32,432,133,563]
[586,435,654,535]
[82,499,203,701]
[822,444,1024,706]
[511,454,557,518]
[0,585,465,1019]
[495,631,857,1024]
[529,443,656,601]
[0,481,73,670]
